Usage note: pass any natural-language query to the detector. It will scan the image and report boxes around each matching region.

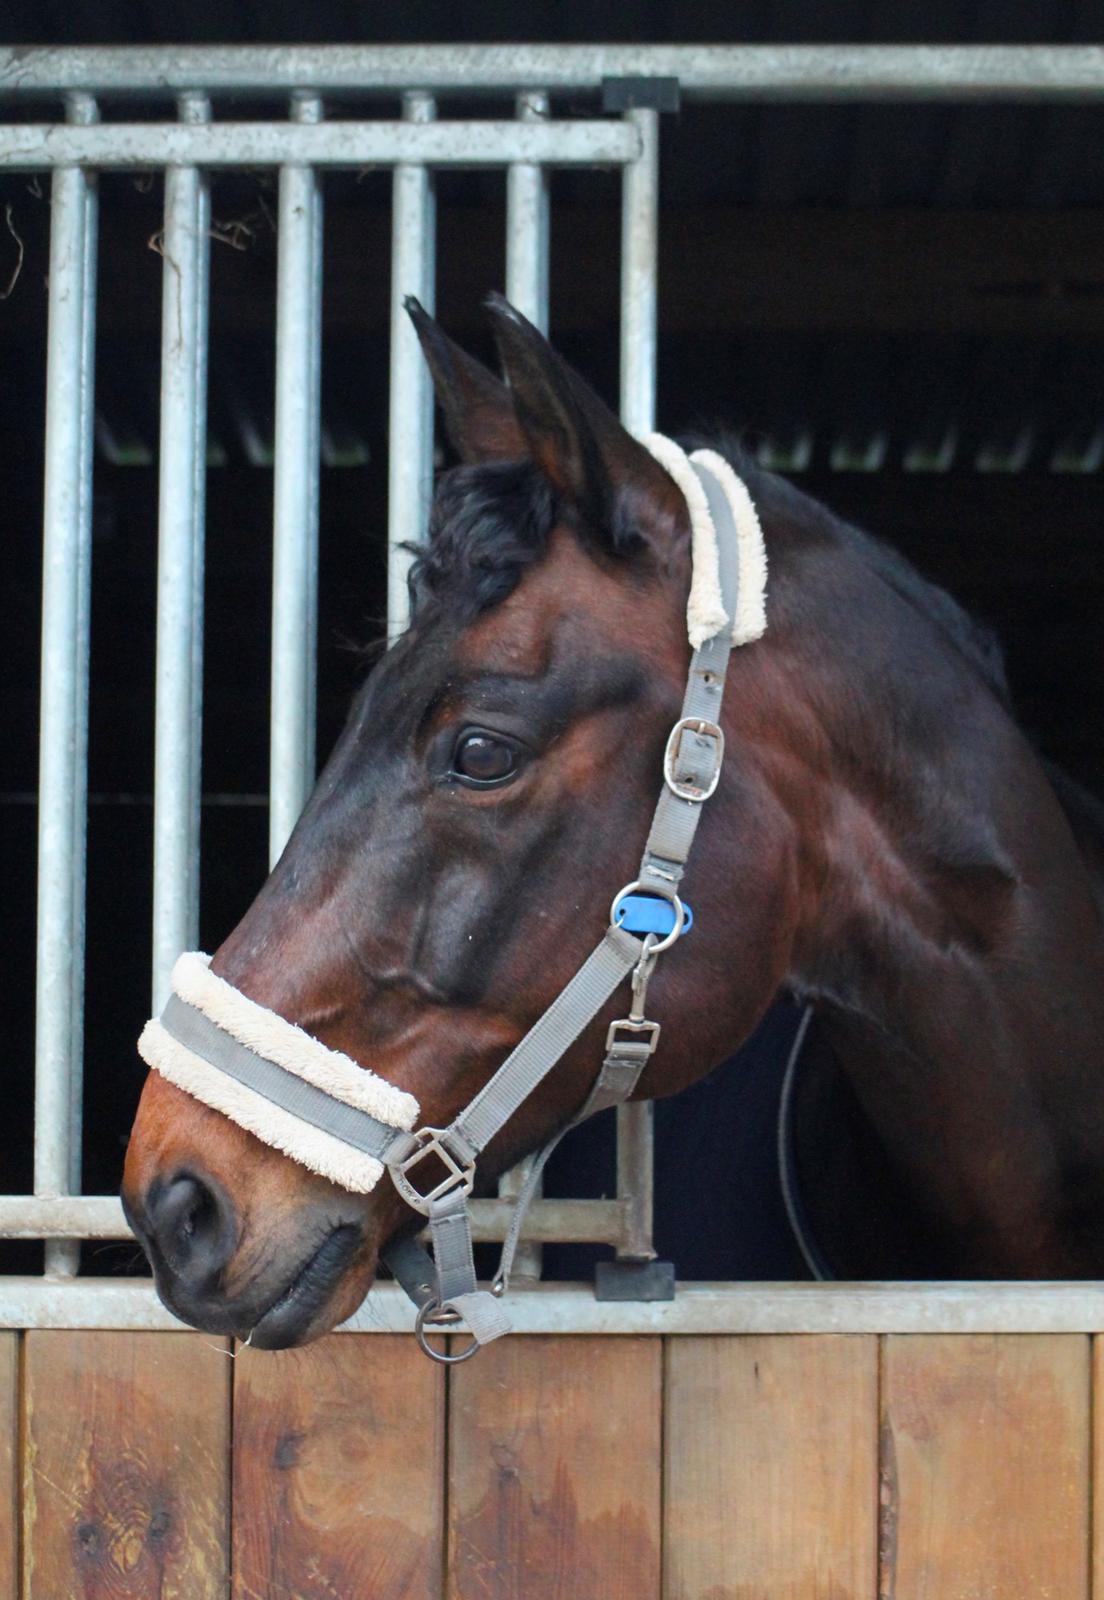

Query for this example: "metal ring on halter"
[414,1299,482,1365]
[609,879,686,955]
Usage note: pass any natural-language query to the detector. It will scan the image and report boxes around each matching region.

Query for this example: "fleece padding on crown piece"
[169,952,418,1129]
[640,433,768,649]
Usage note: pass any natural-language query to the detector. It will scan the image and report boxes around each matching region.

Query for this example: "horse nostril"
[147,1172,236,1287]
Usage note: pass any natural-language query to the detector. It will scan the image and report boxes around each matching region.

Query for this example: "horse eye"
[453,732,519,787]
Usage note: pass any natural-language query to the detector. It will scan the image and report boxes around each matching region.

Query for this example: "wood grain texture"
[22,1329,230,1599]
[882,1334,1090,1600]
[232,1333,445,1600]
[0,1333,18,1600]
[664,1334,878,1600]
[448,1335,661,1600]
[1092,1337,1104,1599]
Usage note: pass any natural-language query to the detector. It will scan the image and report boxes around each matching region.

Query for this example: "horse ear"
[405,297,528,464]
[484,293,686,552]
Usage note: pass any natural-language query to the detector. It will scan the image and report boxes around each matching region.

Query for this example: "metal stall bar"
[151,94,212,1009]
[616,103,661,1264]
[0,119,639,170]
[269,94,324,866]
[11,1276,1104,1336]
[4,45,1104,102]
[498,89,553,1276]
[387,92,436,638]
[505,90,550,329]
[0,1193,625,1244]
[35,91,99,1277]
[619,105,659,437]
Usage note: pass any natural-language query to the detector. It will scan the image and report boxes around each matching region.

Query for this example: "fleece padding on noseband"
[641,434,768,649]
[137,952,419,1194]
[138,1017,392,1192]
[167,953,418,1125]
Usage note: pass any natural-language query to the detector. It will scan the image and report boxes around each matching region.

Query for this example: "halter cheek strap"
[136,437,765,1361]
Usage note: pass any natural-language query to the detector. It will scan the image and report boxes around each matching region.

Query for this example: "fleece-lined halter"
[137,436,767,1360]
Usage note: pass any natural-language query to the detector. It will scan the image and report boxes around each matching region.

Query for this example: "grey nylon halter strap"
[155,453,746,1362]
[380,454,745,1359]
[159,994,403,1160]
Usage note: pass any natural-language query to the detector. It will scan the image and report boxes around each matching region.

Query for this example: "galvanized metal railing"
[1,55,665,1315]
[3,43,1104,1333]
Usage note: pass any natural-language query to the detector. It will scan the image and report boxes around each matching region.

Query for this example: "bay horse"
[123,296,1104,1348]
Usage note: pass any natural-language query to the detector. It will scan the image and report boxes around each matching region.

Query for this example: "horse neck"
[752,521,1104,1272]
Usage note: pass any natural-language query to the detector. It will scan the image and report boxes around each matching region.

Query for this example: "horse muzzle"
[122,1170,366,1347]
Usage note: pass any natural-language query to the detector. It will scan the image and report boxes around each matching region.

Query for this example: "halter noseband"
[137,436,766,1361]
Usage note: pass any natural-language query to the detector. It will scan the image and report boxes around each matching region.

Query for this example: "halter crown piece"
[137,435,767,1362]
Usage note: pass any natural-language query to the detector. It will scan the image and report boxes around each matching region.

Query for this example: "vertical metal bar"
[617,1101,657,1261]
[269,93,324,867]
[505,90,550,330]
[151,93,211,1010]
[497,88,552,1278]
[617,102,661,1260]
[36,92,99,1276]
[618,105,659,436]
[387,91,436,639]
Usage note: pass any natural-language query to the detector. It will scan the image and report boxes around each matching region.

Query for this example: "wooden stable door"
[4,1329,1098,1597]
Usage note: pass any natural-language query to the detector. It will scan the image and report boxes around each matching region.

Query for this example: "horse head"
[122,298,803,1345]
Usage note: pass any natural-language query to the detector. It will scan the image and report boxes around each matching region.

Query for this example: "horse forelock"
[403,430,1011,732]
[406,457,559,623]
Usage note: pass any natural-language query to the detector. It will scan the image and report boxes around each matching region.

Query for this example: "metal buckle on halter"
[604,1016,661,1056]
[663,716,725,802]
[390,1127,476,1216]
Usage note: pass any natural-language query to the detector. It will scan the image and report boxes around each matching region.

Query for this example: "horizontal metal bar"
[474,1198,624,1244]
[0,119,639,170]
[0,1194,626,1245]
[2,45,1104,101]
[0,1197,130,1237]
[3,1278,1104,1334]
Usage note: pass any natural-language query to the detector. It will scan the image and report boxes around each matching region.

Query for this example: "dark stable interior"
[2,2,1103,1281]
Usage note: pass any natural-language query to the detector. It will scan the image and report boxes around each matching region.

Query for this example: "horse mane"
[408,435,1010,709]
[684,434,1012,708]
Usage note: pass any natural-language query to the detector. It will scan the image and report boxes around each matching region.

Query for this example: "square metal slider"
[391,1127,476,1215]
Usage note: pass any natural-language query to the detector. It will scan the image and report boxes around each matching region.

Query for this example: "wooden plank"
[882,1334,1090,1599]
[232,1333,445,1600]
[22,1329,231,1599]
[0,1333,17,1599]
[664,1334,878,1599]
[447,1335,661,1600]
